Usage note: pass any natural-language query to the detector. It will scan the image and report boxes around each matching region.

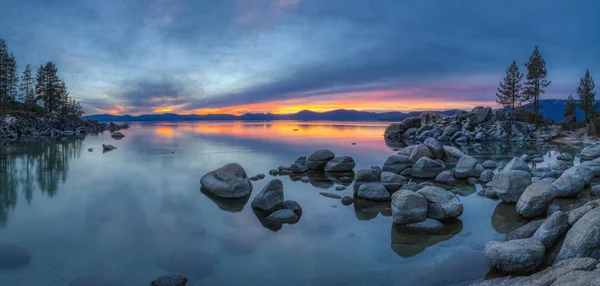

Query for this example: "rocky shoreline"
[0,113,129,138]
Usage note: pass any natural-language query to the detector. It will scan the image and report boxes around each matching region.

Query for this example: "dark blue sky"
[1,0,599,114]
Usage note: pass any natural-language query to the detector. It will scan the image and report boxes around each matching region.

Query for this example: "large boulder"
[503,157,530,172]
[581,160,600,177]
[251,179,284,212]
[500,258,599,286]
[391,190,427,225]
[384,123,405,139]
[516,180,556,218]
[423,137,445,159]
[532,211,569,249]
[553,166,594,197]
[454,155,478,179]
[380,172,407,193]
[357,183,390,201]
[580,143,600,160]
[324,156,355,172]
[568,200,600,225]
[305,149,335,171]
[382,155,411,174]
[479,169,495,183]
[417,186,463,220]
[442,146,466,165]
[435,170,457,185]
[411,157,445,179]
[549,160,569,172]
[485,238,545,273]
[201,163,253,198]
[409,144,434,164]
[353,168,381,192]
[492,170,532,203]
[557,207,600,261]
[470,106,492,124]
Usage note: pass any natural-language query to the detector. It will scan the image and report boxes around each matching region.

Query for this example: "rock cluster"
[0,113,128,138]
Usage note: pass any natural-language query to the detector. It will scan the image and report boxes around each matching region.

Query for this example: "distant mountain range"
[84,109,461,122]
[519,99,600,122]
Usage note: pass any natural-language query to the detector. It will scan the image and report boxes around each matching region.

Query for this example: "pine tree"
[6,53,18,103]
[577,69,596,122]
[564,94,577,129]
[523,46,552,126]
[35,62,61,113]
[0,38,9,112]
[496,61,524,110]
[19,64,35,106]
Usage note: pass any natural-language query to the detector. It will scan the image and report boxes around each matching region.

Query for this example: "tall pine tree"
[577,69,596,122]
[0,38,9,112]
[564,94,577,129]
[523,46,551,126]
[496,61,524,110]
[35,62,61,112]
[19,64,35,106]
[6,53,18,102]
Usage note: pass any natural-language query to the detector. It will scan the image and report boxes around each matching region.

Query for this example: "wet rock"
[305,149,335,171]
[477,187,498,199]
[357,182,390,201]
[87,148,93,152]
[532,211,569,249]
[269,169,279,176]
[454,155,478,179]
[553,166,594,197]
[380,172,406,193]
[580,143,600,160]
[506,220,545,241]
[402,218,446,232]
[382,155,411,174]
[467,177,479,186]
[251,179,284,212]
[516,180,556,218]
[282,200,302,216]
[353,168,381,192]
[503,157,530,172]
[485,238,545,273]
[417,186,463,219]
[557,153,574,161]
[268,209,299,223]
[0,244,31,268]
[409,144,434,164]
[151,274,188,286]
[479,169,495,183]
[300,176,310,183]
[411,157,445,179]
[435,170,457,185]
[335,185,346,191]
[110,131,125,138]
[324,156,356,172]
[557,207,600,261]
[492,170,532,203]
[423,137,445,159]
[102,144,117,151]
[482,160,497,169]
[391,190,427,225]
[341,196,353,206]
[319,192,342,199]
[200,163,253,199]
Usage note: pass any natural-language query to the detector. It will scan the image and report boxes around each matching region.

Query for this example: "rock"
[380,172,406,193]
[200,163,253,199]
[532,211,569,249]
[282,200,302,216]
[482,160,497,169]
[101,144,117,151]
[417,186,463,219]
[269,169,279,176]
[335,185,346,191]
[455,135,468,142]
[87,148,93,152]
[503,157,531,172]
[581,160,600,177]
[442,146,466,164]
[492,170,532,203]
[474,163,485,177]
[557,153,574,161]
[401,218,446,232]
[580,143,600,160]
[411,157,445,179]
[423,137,445,159]
[110,131,125,138]
[391,190,427,225]
[551,268,600,285]
[268,209,299,223]
[477,187,498,199]
[531,167,557,179]
[467,177,479,186]
[401,182,419,191]
[547,204,561,216]
[324,156,356,172]
[384,123,405,139]
[289,156,307,173]
[409,144,434,164]
[479,169,495,183]
[485,238,545,273]
[549,160,569,171]
[341,196,353,205]
[305,149,335,171]
[516,180,556,218]
[557,207,600,261]
[435,170,457,185]
[454,155,478,179]
[357,183,390,201]
[506,220,545,241]
[470,106,492,124]
[553,166,594,197]
[320,192,342,199]
[382,155,411,174]
[151,274,188,286]
[507,258,599,286]
[400,168,412,176]
[0,244,31,268]
[353,168,381,192]
[251,179,284,212]
[69,277,115,286]
[521,154,531,162]
[567,200,600,225]
[592,185,600,196]
[532,157,544,163]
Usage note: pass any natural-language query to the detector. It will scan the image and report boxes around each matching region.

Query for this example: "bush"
[511,109,551,126]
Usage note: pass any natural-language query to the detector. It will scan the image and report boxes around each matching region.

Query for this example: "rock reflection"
[288,171,355,189]
[252,209,283,231]
[390,219,463,258]
[353,198,390,220]
[200,188,249,213]
[491,202,529,234]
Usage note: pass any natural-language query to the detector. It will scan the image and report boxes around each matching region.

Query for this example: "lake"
[0,121,587,286]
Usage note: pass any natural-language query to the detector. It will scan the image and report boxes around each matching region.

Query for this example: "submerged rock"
[251,179,284,212]
[268,209,299,223]
[485,238,545,273]
[341,196,354,206]
[391,190,427,225]
[0,244,31,269]
[110,131,125,138]
[151,274,188,286]
[200,163,253,199]
[319,192,342,199]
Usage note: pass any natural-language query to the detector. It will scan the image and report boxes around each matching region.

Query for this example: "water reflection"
[390,219,463,258]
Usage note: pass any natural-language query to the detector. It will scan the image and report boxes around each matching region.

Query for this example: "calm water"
[0,121,586,286]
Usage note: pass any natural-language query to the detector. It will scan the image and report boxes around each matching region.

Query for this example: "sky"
[1,0,599,115]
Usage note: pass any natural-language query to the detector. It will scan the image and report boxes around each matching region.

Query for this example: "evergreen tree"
[577,69,596,122]
[6,53,18,102]
[35,62,61,112]
[564,94,577,129]
[523,46,552,126]
[19,64,36,106]
[496,61,524,110]
[0,38,9,112]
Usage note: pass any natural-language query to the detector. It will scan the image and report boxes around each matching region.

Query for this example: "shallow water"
[0,121,587,286]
